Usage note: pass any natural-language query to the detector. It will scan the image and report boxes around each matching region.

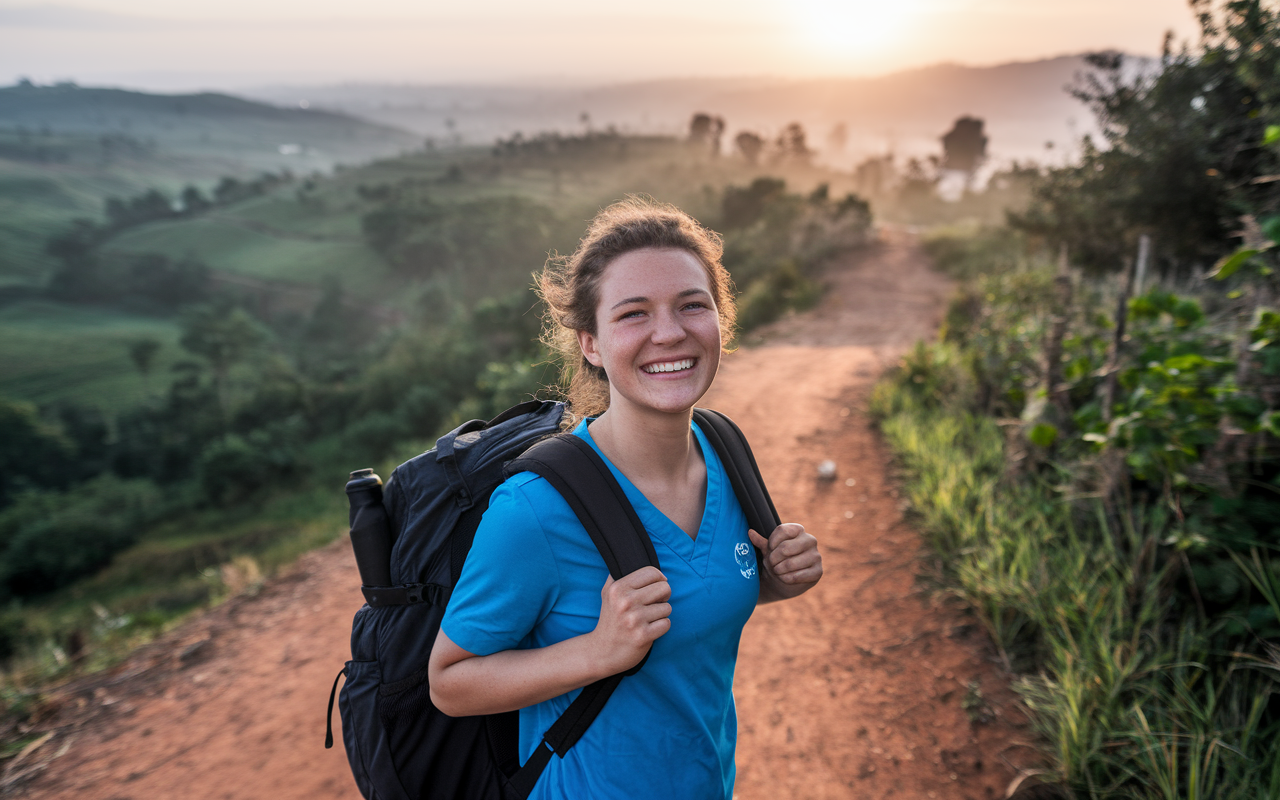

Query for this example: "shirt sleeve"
[441,475,562,657]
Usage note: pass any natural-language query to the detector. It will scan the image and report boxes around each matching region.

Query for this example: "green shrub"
[0,475,163,597]
[341,412,410,462]
[198,430,299,503]
[736,260,823,333]
[874,369,1280,795]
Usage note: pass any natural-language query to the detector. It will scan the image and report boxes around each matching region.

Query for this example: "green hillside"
[0,82,420,287]
[0,301,184,414]
[0,119,877,704]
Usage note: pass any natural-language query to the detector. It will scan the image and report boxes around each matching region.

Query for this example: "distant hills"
[245,55,1119,167]
[0,54,1118,171]
[0,82,420,284]
[0,81,421,172]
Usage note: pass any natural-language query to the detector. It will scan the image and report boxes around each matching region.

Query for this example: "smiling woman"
[426,196,823,800]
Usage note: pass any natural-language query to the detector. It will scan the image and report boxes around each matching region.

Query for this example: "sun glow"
[793,0,919,55]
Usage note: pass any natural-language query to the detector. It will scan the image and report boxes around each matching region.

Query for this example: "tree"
[721,177,787,229]
[1011,2,1280,275]
[774,122,811,164]
[941,116,988,175]
[688,113,726,156]
[179,303,268,423]
[0,399,73,507]
[899,157,938,205]
[735,131,765,165]
[128,337,161,396]
[180,185,212,214]
[854,155,894,198]
[45,219,105,301]
[105,189,172,229]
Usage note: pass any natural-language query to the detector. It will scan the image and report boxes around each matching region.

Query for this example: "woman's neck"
[588,405,696,485]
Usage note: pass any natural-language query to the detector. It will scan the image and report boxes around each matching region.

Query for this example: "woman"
[428,197,823,799]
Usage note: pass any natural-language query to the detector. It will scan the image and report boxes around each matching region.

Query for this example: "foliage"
[735,260,823,332]
[198,426,302,504]
[733,131,764,165]
[361,193,562,294]
[179,301,270,418]
[45,177,286,305]
[0,398,73,506]
[941,117,988,174]
[716,177,873,333]
[1011,2,1280,276]
[900,221,1280,792]
[687,113,725,156]
[900,18,1280,779]
[872,355,1280,797]
[0,475,163,597]
[0,126,873,689]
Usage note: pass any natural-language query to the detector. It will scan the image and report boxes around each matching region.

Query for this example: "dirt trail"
[15,230,1032,800]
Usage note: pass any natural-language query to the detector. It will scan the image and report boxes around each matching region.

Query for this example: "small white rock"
[817,460,838,480]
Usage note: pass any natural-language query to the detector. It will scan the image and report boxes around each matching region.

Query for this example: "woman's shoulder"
[483,469,580,537]
[494,468,560,502]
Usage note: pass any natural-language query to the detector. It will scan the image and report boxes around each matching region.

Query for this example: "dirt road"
[15,230,1032,799]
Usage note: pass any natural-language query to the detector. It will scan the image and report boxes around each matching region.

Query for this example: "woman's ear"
[577,329,603,368]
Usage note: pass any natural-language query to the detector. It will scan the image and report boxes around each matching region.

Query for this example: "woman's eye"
[683,301,709,311]
[619,309,644,320]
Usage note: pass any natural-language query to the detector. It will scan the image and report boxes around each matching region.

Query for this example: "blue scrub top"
[441,419,759,800]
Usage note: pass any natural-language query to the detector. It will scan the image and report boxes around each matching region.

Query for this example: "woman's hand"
[748,523,822,603]
[428,566,671,717]
[591,566,672,674]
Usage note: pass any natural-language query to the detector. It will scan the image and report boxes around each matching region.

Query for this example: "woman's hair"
[537,196,735,424]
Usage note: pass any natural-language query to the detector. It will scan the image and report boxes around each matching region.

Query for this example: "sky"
[0,0,1205,90]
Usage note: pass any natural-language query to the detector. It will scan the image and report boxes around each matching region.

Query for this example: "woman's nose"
[650,309,687,344]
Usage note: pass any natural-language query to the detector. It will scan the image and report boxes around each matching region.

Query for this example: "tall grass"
[870,349,1280,797]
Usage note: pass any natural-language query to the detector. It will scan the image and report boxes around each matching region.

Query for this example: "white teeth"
[644,359,694,374]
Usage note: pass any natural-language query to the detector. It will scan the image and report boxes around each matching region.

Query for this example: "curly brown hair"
[537,196,736,425]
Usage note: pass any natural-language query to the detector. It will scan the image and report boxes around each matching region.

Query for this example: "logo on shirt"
[734,541,757,579]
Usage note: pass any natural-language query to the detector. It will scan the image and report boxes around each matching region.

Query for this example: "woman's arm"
[748,523,823,604]
[429,566,672,717]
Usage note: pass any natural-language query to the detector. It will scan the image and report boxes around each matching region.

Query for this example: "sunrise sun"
[794,0,918,54]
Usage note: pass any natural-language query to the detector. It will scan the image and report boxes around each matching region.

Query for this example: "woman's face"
[577,247,722,419]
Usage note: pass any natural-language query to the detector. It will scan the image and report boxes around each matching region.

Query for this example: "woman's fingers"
[638,602,673,625]
[771,540,821,570]
[749,523,823,587]
[600,568,672,640]
[753,525,817,565]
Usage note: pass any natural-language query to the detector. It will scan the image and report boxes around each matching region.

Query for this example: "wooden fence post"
[1044,243,1074,423]
[1102,234,1150,423]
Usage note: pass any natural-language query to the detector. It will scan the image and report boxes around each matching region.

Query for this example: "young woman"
[428,197,823,799]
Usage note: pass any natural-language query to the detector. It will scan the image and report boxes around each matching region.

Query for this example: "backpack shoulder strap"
[507,435,660,579]
[692,408,781,537]
[502,434,660,798]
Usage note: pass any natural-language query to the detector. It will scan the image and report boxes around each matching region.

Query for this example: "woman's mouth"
[642,358,695,374]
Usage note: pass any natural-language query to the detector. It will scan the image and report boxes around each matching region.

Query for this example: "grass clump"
[872,360,1280,796]
[872,243,1280,797]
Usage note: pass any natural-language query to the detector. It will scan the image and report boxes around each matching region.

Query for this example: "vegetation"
[877,3,1280,794]
[0,108,872,724]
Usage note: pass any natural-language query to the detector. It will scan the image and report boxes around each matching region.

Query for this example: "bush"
[198,430,300,504]
[0,398,74,508]
[341,412,410,463]
[736,260,823,333]
[0,475,163,597]
[396,384,449,437]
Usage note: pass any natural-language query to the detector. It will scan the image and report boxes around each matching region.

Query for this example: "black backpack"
[325,400,779,800]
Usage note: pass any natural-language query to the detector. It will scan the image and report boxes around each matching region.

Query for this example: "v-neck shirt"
[441,418,760,800]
